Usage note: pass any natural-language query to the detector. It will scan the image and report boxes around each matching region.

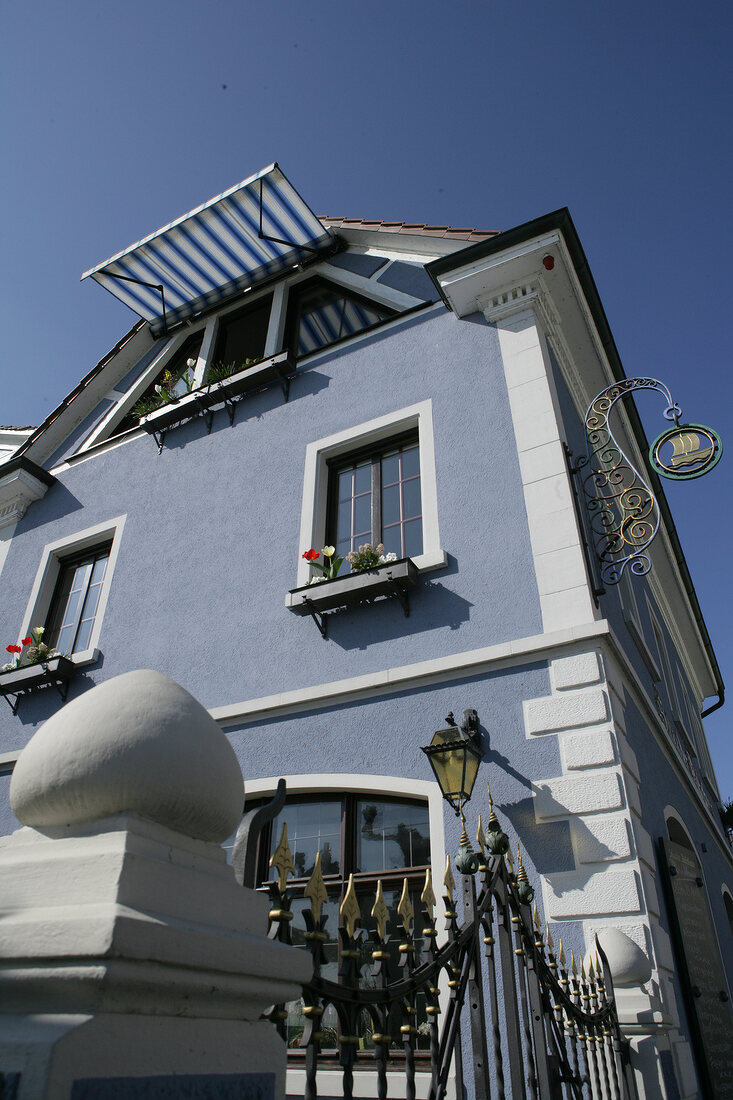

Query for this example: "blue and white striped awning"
[81,164,333,334]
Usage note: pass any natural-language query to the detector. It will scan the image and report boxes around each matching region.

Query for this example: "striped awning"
[81,164,333,334]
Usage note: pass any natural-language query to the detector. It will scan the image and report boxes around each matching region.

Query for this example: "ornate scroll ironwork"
[576,377,680,584]
[256,790,639,1100]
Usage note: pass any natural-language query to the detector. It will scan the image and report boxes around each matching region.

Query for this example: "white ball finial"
[596,927,652,987]
[10,670,244,842]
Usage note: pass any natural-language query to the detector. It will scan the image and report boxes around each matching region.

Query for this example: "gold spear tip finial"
[516,847,529,884]
[558,939,566,967]
[371,880,389,942]
[476,814,487,853]
[487,783,500,829]
[340,873,361,939]
[269,822,296,893]
[303,850,328,925]
[570,949,577,976]
[533,901,541,933]
[421,867,436,919]
[444,855,456,896]
[545,922,555,952]
[397,877,414,935]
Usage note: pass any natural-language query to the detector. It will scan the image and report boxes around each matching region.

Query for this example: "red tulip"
[302,548,319,561]
[22,637,32,646]
[6,645,21,653]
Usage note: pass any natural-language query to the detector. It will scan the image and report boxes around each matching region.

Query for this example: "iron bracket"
[386,572,410,617]
[152,429,166,455]
[1,672,71,716]
[223,396,237,426]
[303,598,328,639]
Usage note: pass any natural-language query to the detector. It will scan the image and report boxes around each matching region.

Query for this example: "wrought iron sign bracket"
[151,428,166,455]
[579,378,722,585]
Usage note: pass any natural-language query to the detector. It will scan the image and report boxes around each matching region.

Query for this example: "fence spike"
[444,856,456,897]
[421,867,436,920]
[398,877,414,935]
[487,784,501,831]
[304,850,328,925]
[570,949,577,976]
[269,822,295,893]
[476,814,487,854]
[558,938,566,967]
[545,921,555,952]
[371,879,390,942]
[533,901,542,934]
[340,873,361,938]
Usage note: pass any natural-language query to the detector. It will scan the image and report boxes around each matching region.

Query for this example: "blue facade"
[1,206,731,1098]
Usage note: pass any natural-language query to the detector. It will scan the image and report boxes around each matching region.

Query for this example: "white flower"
[379,552,398,563]
[307,575,326,585]
[186,358,197,368]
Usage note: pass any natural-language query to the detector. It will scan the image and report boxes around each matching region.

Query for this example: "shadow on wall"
[5,659,103,728]
[325,578,474,650]
[500,796,576,875]
[15,482,84,534]
[152,369,332,454]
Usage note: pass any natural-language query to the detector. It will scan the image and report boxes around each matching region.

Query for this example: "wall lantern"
[421,709,482,817]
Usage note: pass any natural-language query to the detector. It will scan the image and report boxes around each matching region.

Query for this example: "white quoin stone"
[10,668,244,841]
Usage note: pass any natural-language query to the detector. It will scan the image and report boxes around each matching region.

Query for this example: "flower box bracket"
[0,656,77,715]
[288,558,419,639]
[141,350,295,453]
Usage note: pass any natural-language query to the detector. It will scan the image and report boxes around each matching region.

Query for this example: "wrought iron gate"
[235,787,639,1100]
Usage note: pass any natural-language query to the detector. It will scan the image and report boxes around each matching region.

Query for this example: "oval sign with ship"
[649,423,723,480]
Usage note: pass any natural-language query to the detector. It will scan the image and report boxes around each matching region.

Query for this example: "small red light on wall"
[542,254,555,271]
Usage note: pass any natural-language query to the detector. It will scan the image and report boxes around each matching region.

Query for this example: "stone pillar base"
[1,1014,283,1100]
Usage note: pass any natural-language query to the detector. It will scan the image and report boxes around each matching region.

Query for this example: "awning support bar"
[106,272,168,334]
[258,179,322,255]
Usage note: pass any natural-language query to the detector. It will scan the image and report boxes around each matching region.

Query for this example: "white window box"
[287,557,419,638]
[140,351,296,439]
[0,655,77,715]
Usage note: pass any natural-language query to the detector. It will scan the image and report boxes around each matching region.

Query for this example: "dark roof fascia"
[427,209,724,718]
[1,455,57,488]
[14,319,149,464]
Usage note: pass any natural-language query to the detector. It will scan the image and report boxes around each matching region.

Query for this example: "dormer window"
[116,333,204,434]
[287,278,395,358]
[208,294,273,379]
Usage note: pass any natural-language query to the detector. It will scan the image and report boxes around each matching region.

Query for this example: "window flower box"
[140,350,296,441]
[287,557,419,638]
[0,655,77,715]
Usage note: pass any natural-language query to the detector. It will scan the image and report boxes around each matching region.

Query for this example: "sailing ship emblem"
[650,424,722,480]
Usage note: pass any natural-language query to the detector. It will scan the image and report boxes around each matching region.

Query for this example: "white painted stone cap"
[596,927,652,987]
[10,669,244,842]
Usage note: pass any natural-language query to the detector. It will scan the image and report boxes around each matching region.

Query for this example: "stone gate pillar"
[0,669,311,1100]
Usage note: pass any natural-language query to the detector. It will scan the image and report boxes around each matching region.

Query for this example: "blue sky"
[2,0,731,794]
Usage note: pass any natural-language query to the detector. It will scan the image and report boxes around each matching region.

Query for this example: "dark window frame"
[326,431,422,562]
[45,542,113,655]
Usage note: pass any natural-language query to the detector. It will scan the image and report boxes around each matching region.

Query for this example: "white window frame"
[19,516,126,666]
[648,601,681,722]
[82,325,210,450]
[292,400,446,589]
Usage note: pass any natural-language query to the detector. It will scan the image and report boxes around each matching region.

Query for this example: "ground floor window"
[252,793,432,1052]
